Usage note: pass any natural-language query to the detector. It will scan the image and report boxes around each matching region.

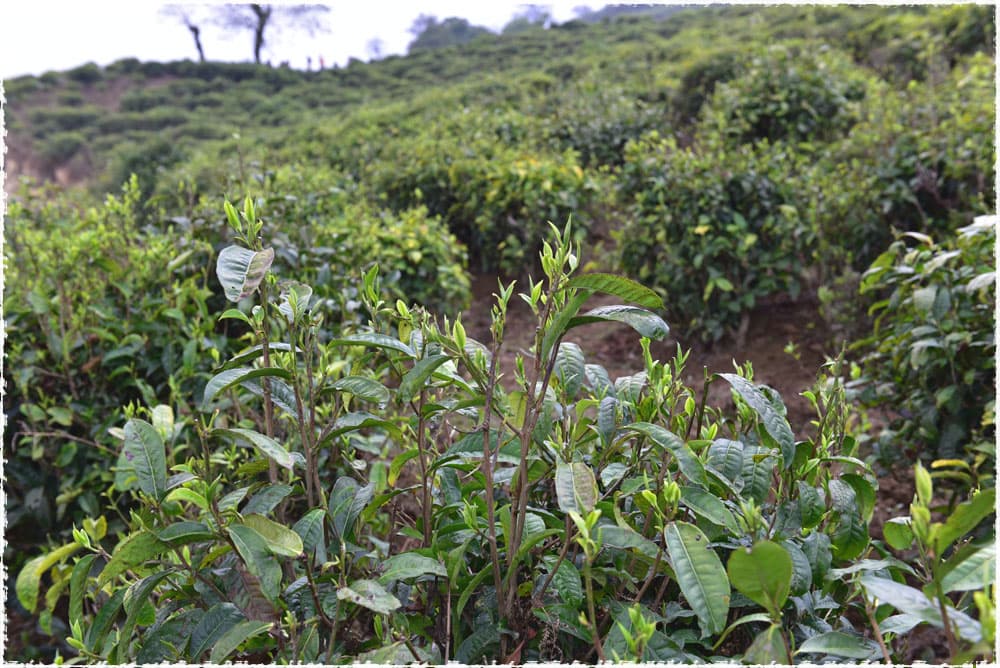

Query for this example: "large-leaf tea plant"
[21,205,888,663]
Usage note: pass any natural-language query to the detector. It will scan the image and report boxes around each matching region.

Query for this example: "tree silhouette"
[161,5,208,61]
[214,4,331,64]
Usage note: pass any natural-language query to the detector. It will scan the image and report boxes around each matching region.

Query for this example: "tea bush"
[701,46,869,145]
[369,131,602,274]
[671,49,740,123]
[811,53,995,273]
[617,132,809,341]
[4,179,227,560]
[260,196,471,320]
[852,217,995,463]
[540,82,665,167]
[3,170,471,575]
[38,132,87,166]
[18,216,940,664]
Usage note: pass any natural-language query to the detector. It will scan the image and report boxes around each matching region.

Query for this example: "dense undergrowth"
[3,3,995,663]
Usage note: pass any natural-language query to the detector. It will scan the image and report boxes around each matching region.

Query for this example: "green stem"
[415,389,433,548]
[258,280,278,484]
[583,561,606,662]
[478,337,505,624]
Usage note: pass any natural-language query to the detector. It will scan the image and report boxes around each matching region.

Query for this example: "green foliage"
[370,131,602,273]
[835,462,996,663]
[4,6,997,662]
[4,178,225,557]
[18,215,896,663]
[673,49,740,123]
[702,46,868,144]
[408,15,492,53]
[37,131,87,166]
[853,217,995,463]
[65,62,103,84]
[540,82,664,167]
[618,132,808,341]
[30,106,103,135]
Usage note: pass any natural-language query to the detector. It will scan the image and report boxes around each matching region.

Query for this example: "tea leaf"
[337,579,401,615]
[567,305,669,340]
[227,525,282,602]
[797,631,878,659]
[68,554,97,626]
[98,531,169,587]
[329,332,416,358]
[189,602,246,660]
[216,246,274,302]
[242,514,304,557]
[566,273,664,309]
[16,543,80,613]
[398,354,449,403]
[209,620,273,664]
[627,423,707,488]
[555,461,597,513]
[217,428,294,470]
[718,373,794,467]
[554,342,586,399]
[330,375,391,404]
[727,540,792,616]
[663,521,730,637]
[379,553,447,583]
[939,540,995,593]
[123,419,168,501]
[202,366,293,407]
[157,521,215,546]
[934,488,995,555]
[743,623,790,664]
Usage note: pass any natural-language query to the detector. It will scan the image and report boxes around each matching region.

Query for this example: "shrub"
[852,217,995,462]
[617,132,809,341]
[3,178,228,563]
[701,46,868,145]
[119,88,175,113]
[106,138,187,205]
[97,109,187,134]
[17,219,901,664]
[105,57,143,76]
[260,187,471,319]
[65,62,103,85]
[672,49,740,123]
[800,52,995,277]
[542,84,664,167]
[37,132,86,165]
[30,106,102,133]
[56,90,85,106]
[370,130,602,274]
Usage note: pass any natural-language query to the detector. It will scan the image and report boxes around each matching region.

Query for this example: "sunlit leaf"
[216,245,274,302]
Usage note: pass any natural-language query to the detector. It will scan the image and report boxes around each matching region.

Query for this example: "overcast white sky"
[0,2,591,80]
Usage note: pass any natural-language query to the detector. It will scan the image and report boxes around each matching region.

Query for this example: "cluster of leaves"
[4,178,225,565]
[806,52,996,276]
[701,46,868,145]
[241,164,472,319]
[369,135,603,274]
[20,217,995,664]
[617,132,808,341]
[2,175,470,586]
[873,462,995,662]
[616,41,992,341]
[851,217,995,464]
[4,9,997,658]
